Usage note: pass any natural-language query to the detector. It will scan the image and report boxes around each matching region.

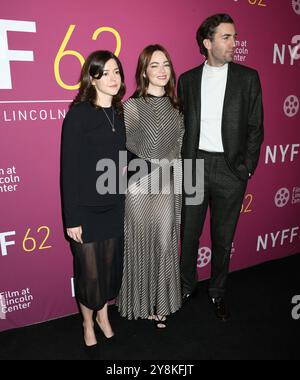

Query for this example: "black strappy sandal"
[153,315,167,329]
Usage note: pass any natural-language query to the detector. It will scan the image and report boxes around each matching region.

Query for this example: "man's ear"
[203,38,211,51]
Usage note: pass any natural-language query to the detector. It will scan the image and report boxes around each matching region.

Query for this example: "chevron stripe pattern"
[117,97,185,320]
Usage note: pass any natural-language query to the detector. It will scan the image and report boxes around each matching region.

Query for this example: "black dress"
[61,102,126,310]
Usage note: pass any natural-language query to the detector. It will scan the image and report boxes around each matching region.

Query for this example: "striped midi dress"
[117,96,184,320]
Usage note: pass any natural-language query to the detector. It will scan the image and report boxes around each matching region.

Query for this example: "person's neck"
[206,58,227,68]
[147,85,166,97]
[96,94,113,108]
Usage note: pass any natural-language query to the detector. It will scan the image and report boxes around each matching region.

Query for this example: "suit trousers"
[181,150,248,298]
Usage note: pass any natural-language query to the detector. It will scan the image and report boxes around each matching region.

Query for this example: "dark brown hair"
[197,14,235,57]
[71,50,126,114]
[133,45,181,111]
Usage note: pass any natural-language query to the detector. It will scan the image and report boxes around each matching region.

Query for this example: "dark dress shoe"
[182,288,197,305]
[182,293,192,305]
[210,297,230,322]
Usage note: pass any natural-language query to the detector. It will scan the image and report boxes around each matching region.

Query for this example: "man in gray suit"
[178,14,264,321]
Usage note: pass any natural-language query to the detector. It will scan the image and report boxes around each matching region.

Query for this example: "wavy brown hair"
[133,45,181,111]
[71,50,126,115]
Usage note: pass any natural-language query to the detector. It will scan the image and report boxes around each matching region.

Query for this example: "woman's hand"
[67,226,83,244]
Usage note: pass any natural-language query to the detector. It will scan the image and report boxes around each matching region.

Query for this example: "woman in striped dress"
[117,45,184,328]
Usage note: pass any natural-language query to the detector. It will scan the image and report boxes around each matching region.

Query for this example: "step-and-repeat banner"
[0,0,299,331]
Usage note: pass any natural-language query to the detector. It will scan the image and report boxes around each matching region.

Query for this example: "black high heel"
[83,324,98,346]
[83,343,100,360]
[95,318,115,341]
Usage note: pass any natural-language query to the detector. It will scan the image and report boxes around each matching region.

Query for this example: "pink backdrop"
[0,0,299,332]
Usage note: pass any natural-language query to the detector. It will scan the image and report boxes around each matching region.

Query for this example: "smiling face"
[145,50,171,93]
[92,58,121,100]
[204,22,237,66]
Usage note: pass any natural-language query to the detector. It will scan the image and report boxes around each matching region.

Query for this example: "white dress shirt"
[199,61,229,152]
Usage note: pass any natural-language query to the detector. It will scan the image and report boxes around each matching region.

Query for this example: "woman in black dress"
[61,51,126,347]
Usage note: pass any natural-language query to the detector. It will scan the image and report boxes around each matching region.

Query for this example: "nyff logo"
[265,144,299,164]
[273,35,300,65]
[0,231,16,256]
[257,227,299,252]
[0,19,36,89]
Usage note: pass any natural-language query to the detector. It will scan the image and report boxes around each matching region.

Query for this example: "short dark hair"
[196,14,235,57]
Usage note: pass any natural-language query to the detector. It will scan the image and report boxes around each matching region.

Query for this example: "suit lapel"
[191,65,204,137]
[222,63,238,127]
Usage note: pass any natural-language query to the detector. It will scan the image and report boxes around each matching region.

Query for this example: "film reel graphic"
[292,0,300,15]
[275,188,290,208]
[284,95,299,117]
[197,247,212,268]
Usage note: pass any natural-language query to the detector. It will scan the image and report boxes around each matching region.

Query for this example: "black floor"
[0,254,299,361]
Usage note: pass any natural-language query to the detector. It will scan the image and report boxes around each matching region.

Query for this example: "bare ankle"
[83,321,94,329]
